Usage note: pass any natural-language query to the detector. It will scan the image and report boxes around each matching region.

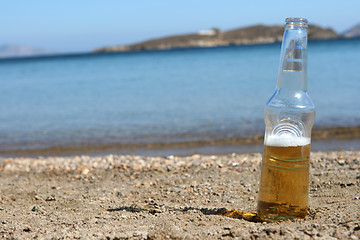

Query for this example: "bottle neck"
[277,21,308,92]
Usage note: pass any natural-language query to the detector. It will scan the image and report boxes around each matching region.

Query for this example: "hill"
[93,24,339,53]
[343,23,360,38]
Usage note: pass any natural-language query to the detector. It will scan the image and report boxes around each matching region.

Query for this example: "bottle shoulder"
[266,88,315,111]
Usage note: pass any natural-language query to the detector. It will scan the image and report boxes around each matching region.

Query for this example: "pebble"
[45,196,56,201]
[81,168,90,175]
[23,226,31,232]
[33,195,42,201]
[31,205,40,212]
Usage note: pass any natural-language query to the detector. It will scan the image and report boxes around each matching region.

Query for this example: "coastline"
[1,150,359,239]
[1,125,360,157]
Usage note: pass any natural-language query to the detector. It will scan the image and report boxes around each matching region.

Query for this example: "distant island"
[0,45,52,58]
[93,24,339,53]
[343,23,360,38]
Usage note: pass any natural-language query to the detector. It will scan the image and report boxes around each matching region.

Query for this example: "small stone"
[45,196,56,201]
[349,235,358,240]
[33,195,42,201]
[263,226,277,234]
[31,205,40,212]
[337,159,345,166]
[23,226,31,232]
[82,168,90,175]
[149,209,161,214]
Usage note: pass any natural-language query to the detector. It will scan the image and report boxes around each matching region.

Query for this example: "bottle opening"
[285,17,308,28]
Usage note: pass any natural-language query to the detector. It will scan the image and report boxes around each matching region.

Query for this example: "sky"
[1,0,360,53]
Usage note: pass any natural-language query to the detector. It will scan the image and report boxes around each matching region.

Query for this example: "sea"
[1,38,360,156]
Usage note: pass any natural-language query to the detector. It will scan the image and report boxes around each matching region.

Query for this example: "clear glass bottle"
[257,18,315,221]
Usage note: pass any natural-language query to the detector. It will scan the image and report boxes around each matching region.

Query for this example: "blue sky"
[1,0,359,53]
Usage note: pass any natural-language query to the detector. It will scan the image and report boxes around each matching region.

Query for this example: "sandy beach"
[0,150,359,239]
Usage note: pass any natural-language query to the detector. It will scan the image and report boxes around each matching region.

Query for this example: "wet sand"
[0,150,359,239]
[1,125,360,158]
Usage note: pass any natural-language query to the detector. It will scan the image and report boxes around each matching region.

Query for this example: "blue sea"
[1,38,360,156]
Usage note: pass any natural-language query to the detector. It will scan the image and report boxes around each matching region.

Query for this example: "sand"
[0,150,359,239]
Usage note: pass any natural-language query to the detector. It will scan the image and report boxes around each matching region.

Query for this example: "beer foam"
[265,134,310,147]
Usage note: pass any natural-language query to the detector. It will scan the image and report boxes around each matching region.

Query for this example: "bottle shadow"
[107,205,262,222]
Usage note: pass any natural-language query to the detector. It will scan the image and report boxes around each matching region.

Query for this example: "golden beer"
[257,142,311,221]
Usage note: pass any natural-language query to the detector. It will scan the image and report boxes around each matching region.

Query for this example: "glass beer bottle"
[257,18,315,221]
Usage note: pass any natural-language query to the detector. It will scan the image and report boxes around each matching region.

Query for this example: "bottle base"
[257,201,307,222]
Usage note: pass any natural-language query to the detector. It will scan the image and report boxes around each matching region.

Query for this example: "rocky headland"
[343,23,360,38]
[93,24,339,53]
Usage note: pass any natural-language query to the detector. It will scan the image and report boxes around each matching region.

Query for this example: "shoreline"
[1,125,360,157]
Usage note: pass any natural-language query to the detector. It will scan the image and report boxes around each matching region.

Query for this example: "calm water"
[0,38,359,154]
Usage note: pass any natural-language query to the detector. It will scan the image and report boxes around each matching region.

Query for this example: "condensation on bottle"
[257,18,316,222]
